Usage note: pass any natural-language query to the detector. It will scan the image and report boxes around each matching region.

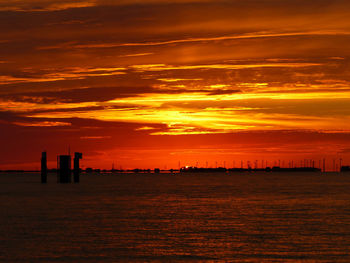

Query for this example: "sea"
[1,172,350,262]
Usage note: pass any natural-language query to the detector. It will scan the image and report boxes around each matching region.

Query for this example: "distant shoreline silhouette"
[2,166,350,174]
[0,154,348,175]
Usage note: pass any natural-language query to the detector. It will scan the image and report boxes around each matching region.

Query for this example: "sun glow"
[21,89,350,135]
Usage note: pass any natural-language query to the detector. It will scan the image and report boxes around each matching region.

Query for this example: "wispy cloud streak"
[40,30,350,50]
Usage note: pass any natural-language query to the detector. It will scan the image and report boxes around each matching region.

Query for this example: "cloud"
[0,67,126,85]
[2,86,157,104]
[57,30,350,50]
[0,1,96,11]
[80,135,112,139]
[135,126,157,131]
[0,0,218,12]
[16,91,350,135]
[13,121,71,127]
[119,53,154,58]
[158,78,202,82]
[130,62,322,72]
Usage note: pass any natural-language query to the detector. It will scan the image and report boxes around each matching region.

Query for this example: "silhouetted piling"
[341,166,350,172]
[57,155,71,183]
[74,152,82,183]
[41,152,47,183]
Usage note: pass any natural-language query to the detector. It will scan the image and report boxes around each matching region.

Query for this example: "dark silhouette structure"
[270,166,320,173]
[180,166,321,173]
[74,152,82,183]
[181,166,227,173]
[39,152,83,184]
[341,166,350,172]
[41,152,47,183]
[57,155,71,183]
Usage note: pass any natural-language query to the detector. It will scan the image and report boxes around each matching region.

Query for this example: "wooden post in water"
[58,155,71,183]
[41,152,47,183]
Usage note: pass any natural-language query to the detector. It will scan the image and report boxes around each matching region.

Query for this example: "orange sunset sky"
[1,0,350,170]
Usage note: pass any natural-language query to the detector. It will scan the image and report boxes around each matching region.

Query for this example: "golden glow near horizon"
[1,0,350,168]
[21,90,350,134]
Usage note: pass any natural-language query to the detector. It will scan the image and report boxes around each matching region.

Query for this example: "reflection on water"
[1,172,350,262]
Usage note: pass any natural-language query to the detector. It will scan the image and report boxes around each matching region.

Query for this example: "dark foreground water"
[1,172,350,262]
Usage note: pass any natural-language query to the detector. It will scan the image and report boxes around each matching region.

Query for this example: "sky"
[1,0,350,170]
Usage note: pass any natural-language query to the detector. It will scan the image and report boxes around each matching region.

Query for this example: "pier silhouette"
[341,166,350,172]
[57,155,71,183]
[41,152,47,183]
[40,152,83,183]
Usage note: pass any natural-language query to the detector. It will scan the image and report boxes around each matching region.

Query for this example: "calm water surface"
[1,172,350,262]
